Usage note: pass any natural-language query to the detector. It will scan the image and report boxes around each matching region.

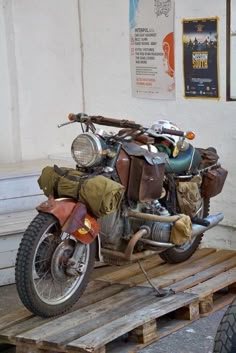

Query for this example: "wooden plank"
[39,293,159,350]
[15,287,154,347]
[168,255,236,293]
[119,248,217,287]
[137,250,236,289]
[0,281,115,342]
[96,255,164,284]
[0,315,52,344]
[81,280,110,296]
[67,292,197,353]
[0,308,32,331]
[185,267,236,298]
[96,248,215,285]
[72,283,129,311]
[15,286,141,344]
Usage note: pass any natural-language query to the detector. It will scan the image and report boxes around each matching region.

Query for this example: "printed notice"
[130,0,175,100]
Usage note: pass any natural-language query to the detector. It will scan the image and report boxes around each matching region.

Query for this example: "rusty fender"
[37,197,77,226]
[36,197,100,244]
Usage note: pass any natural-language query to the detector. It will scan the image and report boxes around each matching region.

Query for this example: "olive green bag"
[79,175,125,217]
[38,166,125,217]
[38,166,84,199]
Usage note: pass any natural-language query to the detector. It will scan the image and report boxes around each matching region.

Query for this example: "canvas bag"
[38,166,125,218]
[79,175,125,218]
[38,166,84,199]
[176,176,202,218]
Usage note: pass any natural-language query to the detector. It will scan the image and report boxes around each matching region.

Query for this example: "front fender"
[36,197,76,226]
[37,197,100,245]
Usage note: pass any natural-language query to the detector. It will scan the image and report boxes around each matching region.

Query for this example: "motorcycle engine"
[98,211,127,252]
[129,217,172,244]
[99,203,172,254]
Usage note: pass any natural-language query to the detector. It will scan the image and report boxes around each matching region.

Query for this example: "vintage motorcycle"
[15,113,227,317]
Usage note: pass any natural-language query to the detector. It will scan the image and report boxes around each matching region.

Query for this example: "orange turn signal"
[68,113,74,121]
[185,131,195,140]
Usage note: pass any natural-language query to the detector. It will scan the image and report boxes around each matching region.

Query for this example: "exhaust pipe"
[191,213,224,238]
[139,213,224,249]
[101,213,224,261]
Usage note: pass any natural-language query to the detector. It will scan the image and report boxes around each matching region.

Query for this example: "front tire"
[15,213,96,317]
[159,198,210,264]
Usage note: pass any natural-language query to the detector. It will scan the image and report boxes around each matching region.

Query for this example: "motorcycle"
[15,113,227,317]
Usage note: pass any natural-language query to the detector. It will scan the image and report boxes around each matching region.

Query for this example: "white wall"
[0,0,235,235]
[0,1,15,163]
[0,0,83,163]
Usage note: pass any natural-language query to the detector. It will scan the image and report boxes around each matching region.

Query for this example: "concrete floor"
[0,282,226,353]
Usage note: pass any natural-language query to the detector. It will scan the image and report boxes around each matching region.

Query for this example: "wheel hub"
[51,239,75,282]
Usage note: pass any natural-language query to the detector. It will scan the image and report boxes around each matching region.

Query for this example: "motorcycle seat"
[165,145,201,174]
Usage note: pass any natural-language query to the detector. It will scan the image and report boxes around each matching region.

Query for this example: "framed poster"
[183,17,219,99]
[130,0,175,100]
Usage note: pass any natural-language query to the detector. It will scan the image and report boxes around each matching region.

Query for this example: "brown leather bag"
[127,156,165,202]
[201,167,228,198]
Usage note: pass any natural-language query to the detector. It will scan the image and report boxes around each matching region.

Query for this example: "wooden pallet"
[1,248,236,353]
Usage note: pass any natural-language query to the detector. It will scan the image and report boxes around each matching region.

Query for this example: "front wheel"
[213,299,236,353]
[15,213,96,317]
[159,198,210,264]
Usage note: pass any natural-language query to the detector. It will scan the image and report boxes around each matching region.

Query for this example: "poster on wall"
[130,0,175,100]
[183,17,219,99]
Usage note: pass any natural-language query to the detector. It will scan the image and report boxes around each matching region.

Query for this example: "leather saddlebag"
[127,156,165,202]
[201,167,228,198]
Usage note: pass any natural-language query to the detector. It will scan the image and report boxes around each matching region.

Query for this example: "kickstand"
[138,260,175,298]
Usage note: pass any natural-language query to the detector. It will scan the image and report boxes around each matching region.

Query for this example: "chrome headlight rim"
[71,132,104,168]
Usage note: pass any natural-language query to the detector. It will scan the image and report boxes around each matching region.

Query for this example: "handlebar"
[59,112,195,140]
[67,113,144,130]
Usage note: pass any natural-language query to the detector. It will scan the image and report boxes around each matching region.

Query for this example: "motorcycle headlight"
[71,133,104,167]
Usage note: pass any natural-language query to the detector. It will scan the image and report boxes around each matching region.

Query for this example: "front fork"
[66,242,87,276]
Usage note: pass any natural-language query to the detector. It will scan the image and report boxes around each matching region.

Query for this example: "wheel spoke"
[34,257,51,265]
[32,227,90,305]
[35,268,50,289]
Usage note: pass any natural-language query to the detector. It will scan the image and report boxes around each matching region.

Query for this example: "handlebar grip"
[162,128,185,137]
[85,115,143,130]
